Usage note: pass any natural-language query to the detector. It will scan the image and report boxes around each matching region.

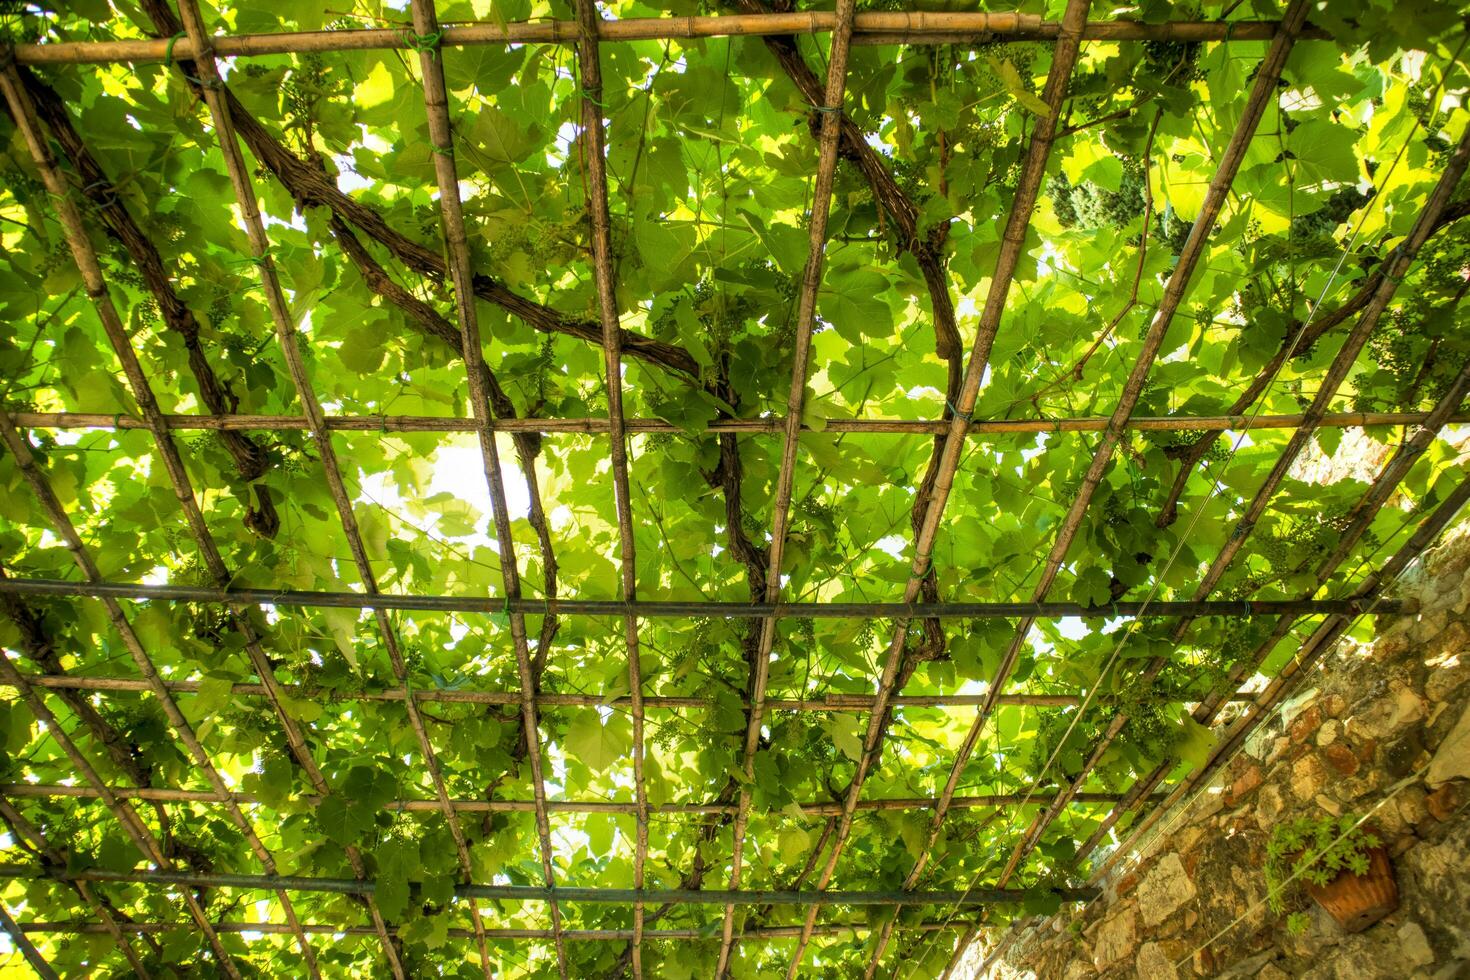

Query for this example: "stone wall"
[970,522,1470,980]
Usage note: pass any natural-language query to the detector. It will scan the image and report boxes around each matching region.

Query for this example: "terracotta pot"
[1304,845,1398,933]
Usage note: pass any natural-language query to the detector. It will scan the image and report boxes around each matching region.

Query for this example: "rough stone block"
[1426,700,1470,787]
[1091,907,1136,971]
[1290,705,1323,743]
[1322,743,1360,777]
[1292,754,1328,801]
[1137,853,1196,928]
[1229,765,1264,806]
[1348,684,1426,740]
[1398,922,1435,968]
[1135,940,1178,980]
[1426,783,1461,822]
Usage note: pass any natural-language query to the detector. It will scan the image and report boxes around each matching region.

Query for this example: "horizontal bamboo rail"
[0,783,1156,815]
[9,410,1458,437]
[0,671,1255,710]
[17,920,976,940]
[10,15,1320,66]
[0,865,1099,905]
[0,578,1406,619]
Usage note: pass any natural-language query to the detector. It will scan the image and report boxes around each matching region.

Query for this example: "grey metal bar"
[0,578,1405,619]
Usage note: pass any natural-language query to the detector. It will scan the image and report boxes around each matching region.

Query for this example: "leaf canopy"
[1,0,1469,977]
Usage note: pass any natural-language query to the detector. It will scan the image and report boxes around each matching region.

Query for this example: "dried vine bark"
[0,580,179,852]
[0,797,158,971]
[0,590,153,790]
[0,583,237,889]
[725,0,958,670]
[329,218,561,669]
[134,0,698,383]
[15,67,279,538]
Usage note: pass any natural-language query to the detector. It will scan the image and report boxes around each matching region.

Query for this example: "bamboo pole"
[788,3,1093,974]
[0,59,258,980]
[986,0,1315,892]
[1086,470,1470,886]
[406,0,567,969]
[1070,355,1470,869]
[0,798,151,977]
[719,2,858,973]
[0,412,321,976]
[0,901,58,980]
[172,0,491,968]
[0,668,234,973]
[1002,125,1470,892]
[15,671,1208,710]
[858,0,1311,963]
[0,578,1403,618]
[570,0,654,966]
[10,409,1460,436]
[9,16,1312,66]
[964,147,1470,970]
[0,783,1155,815]
[0,866,1100,906]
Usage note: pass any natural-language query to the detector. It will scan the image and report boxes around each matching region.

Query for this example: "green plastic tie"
[404,28,445,57]
[812,103,842,115]
[947,399,973,423]
[163,32,187,67]
[581,87,608,109]
[490,595,511,628]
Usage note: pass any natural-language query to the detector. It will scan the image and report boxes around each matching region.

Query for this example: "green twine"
[490,595,511,628]
[183,71,224,91]
[1382,246,1409,284]
[227,247,273,270]
[946,399,973,423]
[812,103,842,115]
[431,144,454,157]
[1126,456,1144,497]
[163,31,186,67]
[404,28,445,57]
[581,87,607,109]
[79,178,118,209]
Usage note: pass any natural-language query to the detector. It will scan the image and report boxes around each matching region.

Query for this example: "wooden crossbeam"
[9,15,1319,66]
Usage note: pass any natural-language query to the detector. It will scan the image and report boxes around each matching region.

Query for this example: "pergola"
[1,1,1467,977]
